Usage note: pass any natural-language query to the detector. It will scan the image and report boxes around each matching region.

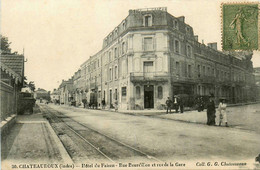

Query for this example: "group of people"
[165,96,184,114]
[206,94,229,127]
[166,94,229,127]
[81,98,119,111]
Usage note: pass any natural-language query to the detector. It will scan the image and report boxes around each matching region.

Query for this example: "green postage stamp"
[222,3,259,51]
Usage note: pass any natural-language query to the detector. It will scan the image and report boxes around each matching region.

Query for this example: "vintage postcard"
[1,0,260,170]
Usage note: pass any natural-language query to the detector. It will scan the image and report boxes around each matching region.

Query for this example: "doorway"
[144,85,154,109]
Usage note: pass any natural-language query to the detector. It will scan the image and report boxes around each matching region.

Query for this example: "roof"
[1,55,24,76]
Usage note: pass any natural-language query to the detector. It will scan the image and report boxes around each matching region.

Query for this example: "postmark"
[222,3,259,51]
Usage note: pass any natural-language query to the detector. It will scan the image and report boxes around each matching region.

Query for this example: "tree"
[1,35,18,55]
[23,76,36,92]
[28,81,36,92]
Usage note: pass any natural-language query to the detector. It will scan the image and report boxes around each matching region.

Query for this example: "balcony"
[130,72,169,83]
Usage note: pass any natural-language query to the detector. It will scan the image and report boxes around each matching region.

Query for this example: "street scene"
[1,1,260,170]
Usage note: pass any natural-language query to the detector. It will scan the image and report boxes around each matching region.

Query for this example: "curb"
[1,114,16,138]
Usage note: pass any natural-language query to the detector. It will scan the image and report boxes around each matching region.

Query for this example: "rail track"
[39,104,161,163]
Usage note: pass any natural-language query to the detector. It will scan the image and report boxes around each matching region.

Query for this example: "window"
[197,65,201,77]
[115,89,118,100]
[109,51,112,61]
[143,62,153,73]
[115,28,118,36]
[114,48,117,58]
[212,68,215,76]
[188,65,192,78]
[187,45,191,57]
[109,68,112,81]
[207,67,210,76]
[114,66,118,79]
[175,40,180,53]
[186,27,190,33]
[136,86,141,99]
[122,21,126,30]
[122,87,127,96]
[173,20,178,29]
[122,42,126,54]
[144,15,152,27]
[158,86,163,99]
[98,90,101,98]
[202,66,205,76]
[176,62,180,76]
[144,37,153,51]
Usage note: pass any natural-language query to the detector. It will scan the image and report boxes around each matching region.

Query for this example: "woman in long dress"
[218,99,229,127]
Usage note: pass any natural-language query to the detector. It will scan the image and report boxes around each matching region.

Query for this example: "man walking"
[101,98,106,109]
[206,93,216,126]
[166,97,172,114]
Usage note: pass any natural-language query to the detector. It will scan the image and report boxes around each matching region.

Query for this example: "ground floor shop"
[64,80,256,110]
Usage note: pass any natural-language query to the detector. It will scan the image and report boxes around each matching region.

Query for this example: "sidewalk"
[1,108,72,169]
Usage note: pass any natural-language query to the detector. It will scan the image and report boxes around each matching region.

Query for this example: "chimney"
[207,42,218,50]
[178,16,185,22]
[129,10,133,14]
[194,35,198,41]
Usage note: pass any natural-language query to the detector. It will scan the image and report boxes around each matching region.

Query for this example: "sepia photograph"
[1,0,260,169]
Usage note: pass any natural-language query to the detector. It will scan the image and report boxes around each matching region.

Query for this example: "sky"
[2,0,260,91]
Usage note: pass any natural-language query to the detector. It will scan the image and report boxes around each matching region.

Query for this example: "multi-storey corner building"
[79,7,255,110]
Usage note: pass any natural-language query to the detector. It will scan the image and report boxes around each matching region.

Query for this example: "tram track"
[39,104,161,163]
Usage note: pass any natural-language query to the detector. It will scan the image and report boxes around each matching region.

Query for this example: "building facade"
[58,79,73,105]
[72,7,255,110]
[1,55,24,131]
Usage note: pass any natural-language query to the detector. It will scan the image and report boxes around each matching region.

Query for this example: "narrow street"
[44,103,260,162]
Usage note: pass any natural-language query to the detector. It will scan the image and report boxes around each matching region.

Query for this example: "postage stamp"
[222,3,259,51]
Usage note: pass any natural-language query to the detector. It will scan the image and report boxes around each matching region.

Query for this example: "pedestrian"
[218,98,229,127]
[165,97,172,114]
[173,95,179,113]
[179,97,184,113]
[114,100,118,112]
[102,98,106,109]
[206,93,216,126]
[82,98,87,108]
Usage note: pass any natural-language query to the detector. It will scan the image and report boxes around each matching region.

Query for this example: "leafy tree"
[28,81,36,92]
[1,35,18,55]
[23,76,36,92]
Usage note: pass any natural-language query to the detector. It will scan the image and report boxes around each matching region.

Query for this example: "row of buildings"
[55,7,256,110]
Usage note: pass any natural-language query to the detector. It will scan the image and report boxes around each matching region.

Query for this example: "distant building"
[1,55,24,133]
[72,7,255,110]
[34,88,50,101]
[72,69,85,106]
[50,89,60,104]
[58,79,73,105]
